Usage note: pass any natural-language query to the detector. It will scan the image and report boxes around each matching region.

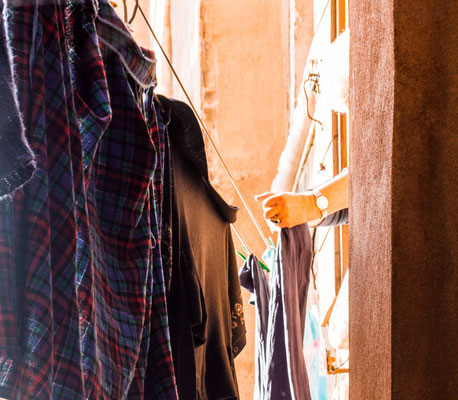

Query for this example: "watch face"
[316,195,329,210]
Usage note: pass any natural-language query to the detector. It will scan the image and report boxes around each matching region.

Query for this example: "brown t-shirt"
[161,96,246,400]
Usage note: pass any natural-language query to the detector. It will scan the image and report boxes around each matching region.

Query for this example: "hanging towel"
[239,224,313,400]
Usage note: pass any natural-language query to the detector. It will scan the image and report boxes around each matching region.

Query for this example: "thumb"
[254,191,274,202]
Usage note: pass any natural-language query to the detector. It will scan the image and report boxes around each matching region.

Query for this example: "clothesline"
[314,0,331,35]
[137,5,271,251]
[231,224,252,255]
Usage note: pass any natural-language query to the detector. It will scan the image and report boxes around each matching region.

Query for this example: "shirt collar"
[96,0,156,89]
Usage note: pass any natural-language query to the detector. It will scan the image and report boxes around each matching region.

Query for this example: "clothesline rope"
[137,4,271,251]
[314,226,332,257]
[231,224,252,255]
[314,0,331,35]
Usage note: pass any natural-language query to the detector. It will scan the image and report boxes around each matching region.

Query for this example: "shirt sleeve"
[0,5,35,197]
[312,167,349,227]
[318,208,349,226]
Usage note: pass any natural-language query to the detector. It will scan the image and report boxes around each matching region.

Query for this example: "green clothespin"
[259,259,270,272]
[236,250,247,261]
[235,250,270,273]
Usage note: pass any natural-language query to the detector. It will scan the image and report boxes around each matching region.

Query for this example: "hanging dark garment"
[155,95,247,400]
[239,224,313,400]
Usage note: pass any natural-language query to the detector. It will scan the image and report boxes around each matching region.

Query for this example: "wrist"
[313,190,330,218]
[304,192,323,221]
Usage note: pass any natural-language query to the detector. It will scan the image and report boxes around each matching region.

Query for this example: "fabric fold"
[0,0,35,197]
[96,0,156,89]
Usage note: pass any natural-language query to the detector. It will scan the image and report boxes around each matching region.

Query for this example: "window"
[331,0,346,42]
[332,111,348,294]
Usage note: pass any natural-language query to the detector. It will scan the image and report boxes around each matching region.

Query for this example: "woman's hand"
[256,169,349,230]
[254,191,322,229]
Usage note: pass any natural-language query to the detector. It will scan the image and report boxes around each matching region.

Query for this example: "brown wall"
[350,0,457,398]
[391,0,458,397]
[349,0,393,397]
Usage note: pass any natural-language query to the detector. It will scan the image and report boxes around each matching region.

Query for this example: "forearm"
[312,168,349,216]
[300,169,348,226]
[256,169,349,229]
[290,169,348,226]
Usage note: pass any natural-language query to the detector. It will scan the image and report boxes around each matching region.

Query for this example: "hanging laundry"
[1,1,88,396]
[142,91,180,400]
[239,224,313,400]
[0,0,35,197]
[148,95,204,400]
[303,295,329,400]
[0,0,177,398]
[154,95,247,400]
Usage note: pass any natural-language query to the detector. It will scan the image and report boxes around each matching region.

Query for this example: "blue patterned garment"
[141,89,178,400]
[0,0,177,398]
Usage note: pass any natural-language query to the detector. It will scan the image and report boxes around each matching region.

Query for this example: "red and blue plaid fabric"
[142,90,178,400]
[0,0,177,398]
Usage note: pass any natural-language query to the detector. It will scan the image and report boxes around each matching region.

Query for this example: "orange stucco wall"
[196,2,290,397]
[124,0,291,397]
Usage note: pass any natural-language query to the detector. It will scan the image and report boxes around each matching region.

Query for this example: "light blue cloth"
[304,305,329,400]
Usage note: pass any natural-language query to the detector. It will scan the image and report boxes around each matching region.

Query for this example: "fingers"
[254,192,274,202]
[263,195,281,208]
[267,219,281,233]
[277,217,292,229]
[264,206,279,220]
[255,192,285,207]
[256,192,291,229]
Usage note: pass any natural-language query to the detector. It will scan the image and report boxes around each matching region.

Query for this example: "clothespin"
[236,250,247,261]
[235,250,270,273]
[109,1,118,7]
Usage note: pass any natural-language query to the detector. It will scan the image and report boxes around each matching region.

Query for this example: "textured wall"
[124,0,151,48]
[350,0,458,398]
[164,1,291,398]
[292,0,314,105]
[349,0,394,397]
[169,0,202,109]
[391,0,458,398]
[198,2,290,398]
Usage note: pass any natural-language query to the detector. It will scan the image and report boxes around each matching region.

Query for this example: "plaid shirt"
[0,0,36,197]
[142,90,178,400]
[0,0,177,398]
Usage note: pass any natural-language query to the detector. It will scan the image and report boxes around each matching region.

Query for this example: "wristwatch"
[312,190,329,219]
